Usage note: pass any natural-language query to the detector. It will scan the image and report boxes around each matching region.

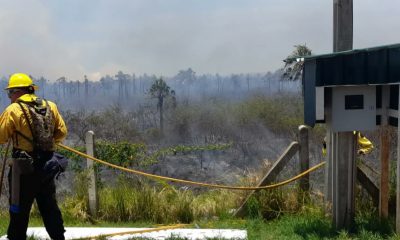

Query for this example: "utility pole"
[328,0,355,229]
[333,0,353,52]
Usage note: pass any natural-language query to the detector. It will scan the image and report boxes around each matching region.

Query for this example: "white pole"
[86,130,98,216]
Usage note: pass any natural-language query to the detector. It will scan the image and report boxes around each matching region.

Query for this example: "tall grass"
[99,179,165,223]
[61,174,238,224]
[60,170,90,221]
[192,190,237,220]
[61,170,309,225]
[244,188,301,220]
[1,173,397,239]
[0,211,8,236]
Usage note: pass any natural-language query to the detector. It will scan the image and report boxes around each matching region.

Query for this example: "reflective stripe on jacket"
[0,94,67,152]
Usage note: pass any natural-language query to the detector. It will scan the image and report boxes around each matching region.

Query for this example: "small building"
[301,43,400,230]
[302,43,400,132]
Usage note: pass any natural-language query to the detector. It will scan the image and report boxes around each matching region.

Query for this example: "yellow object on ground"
[322,132,374,156]
[357,132,373,155]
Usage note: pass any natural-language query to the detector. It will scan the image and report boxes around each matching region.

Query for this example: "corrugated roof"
[304,43,400,61]
[302,43,400,86]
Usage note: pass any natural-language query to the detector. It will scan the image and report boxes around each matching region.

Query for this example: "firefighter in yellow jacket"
[0,73,67,240]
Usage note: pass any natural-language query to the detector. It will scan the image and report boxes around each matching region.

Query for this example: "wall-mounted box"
[331,86,376,132]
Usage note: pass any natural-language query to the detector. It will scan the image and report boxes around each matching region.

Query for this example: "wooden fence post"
[380,85,390,220]
[331,0,355,230]
[298,125,310,196]
[333,132,356,229]
[379,129,389,219]
[396,85,400,233]
[234,142,300,217]
[86,130,98,216]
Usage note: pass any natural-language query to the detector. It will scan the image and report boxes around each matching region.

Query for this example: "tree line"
[0,68,300,111]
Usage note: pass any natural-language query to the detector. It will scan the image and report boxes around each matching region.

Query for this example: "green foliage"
[58,141,231,173]
[61,176,237,224]
[192,190,237,220]
[95,141,153,167]
[154,143,232,159]
[283,44,312,81]
[235,94,304,136]
[166,93,307,150]
[170,190,194,223]
[148,78,171,100]
[2,198,400,239]
[244,188,300,220]
[98,181,165,223]
[0,211,8,237]
[61,170,91,222]
[245,196,261,219]
[148,77,174,132]
[355,214,393,238]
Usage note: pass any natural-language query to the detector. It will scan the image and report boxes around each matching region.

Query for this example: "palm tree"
[282,44,312,81]
[148,78,171,133]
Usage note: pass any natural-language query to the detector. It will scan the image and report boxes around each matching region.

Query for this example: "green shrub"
[244,187,300,220]
[235,94,304,136]
[245,196,261,219]
[95,141,154,167]
[60,170,90,221]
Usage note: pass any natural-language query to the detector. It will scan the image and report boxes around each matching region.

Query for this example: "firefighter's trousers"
[7,153,65,240]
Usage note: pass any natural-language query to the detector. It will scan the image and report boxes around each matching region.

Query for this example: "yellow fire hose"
[57,143,325,191]
[76,224,190,240]
[0,142,324,239]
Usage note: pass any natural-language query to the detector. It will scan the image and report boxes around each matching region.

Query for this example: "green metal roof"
[301,43,400,86]
[304,43,400,61]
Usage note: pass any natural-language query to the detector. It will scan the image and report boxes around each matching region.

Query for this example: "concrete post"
[86,130,98,216]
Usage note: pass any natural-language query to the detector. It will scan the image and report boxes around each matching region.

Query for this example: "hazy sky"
[0,0,399,81]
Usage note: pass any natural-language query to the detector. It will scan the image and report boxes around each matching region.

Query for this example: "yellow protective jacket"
[0,94,67,152]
